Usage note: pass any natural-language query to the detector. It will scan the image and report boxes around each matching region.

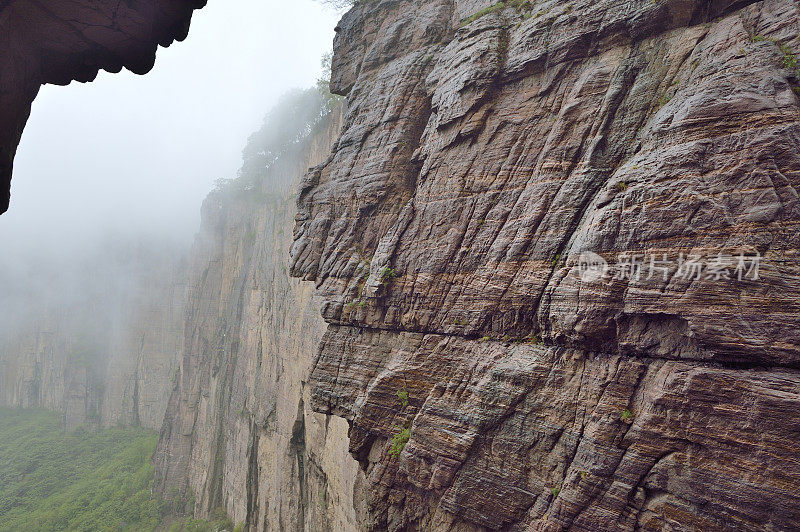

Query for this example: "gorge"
[3,0,800,530]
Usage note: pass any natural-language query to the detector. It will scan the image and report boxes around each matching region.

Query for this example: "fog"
[1,0,340,255]
[0,0,342,337]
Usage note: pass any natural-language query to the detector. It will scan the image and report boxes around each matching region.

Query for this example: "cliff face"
[291,0,800,530]
[0,245,186,431]
[0,0,205,214]
[153,94,359,531]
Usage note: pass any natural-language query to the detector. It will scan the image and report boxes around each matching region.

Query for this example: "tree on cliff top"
[314,0,355,10]
[214,85,336,197]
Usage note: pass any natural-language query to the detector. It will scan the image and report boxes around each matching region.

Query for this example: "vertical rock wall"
[291,0,800,530]
[0,247,186,431]
[153,100,359,531]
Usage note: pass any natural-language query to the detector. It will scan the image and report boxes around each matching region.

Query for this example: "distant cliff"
[0,243,186,431]
[290,0,800,530]
[153,90,359,531]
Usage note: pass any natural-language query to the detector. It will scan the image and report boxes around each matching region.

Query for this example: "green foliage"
[397,388,409,408]
[462,3,505,25]
[780,45,798,69]
[313,0,358,10]
[0,408,162,532]
[656,92,672,108]
[68,333,103,368]
[749,34,799,72]
[0,409,240,531]
[167,509,234,532]
[316,52,345,110]
[620,408,634,422]
[345,299,368,311]
[551,487,560,498]
[461,0,533,26]
[215,84,337,199]
[380,267,398,286]
[389,428,411,457]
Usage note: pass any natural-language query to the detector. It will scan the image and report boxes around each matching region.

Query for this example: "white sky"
[0,0,342,259]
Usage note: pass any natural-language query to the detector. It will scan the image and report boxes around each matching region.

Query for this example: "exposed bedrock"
[153,102,360,531]
[0,0,206,214]
[291,0,800,529]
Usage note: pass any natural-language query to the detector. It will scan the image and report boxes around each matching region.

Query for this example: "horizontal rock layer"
[292,0,800,529]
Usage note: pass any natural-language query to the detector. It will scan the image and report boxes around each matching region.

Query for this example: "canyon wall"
[153,91,360,531]
[0,0,206,215]
[291,0,800,530]
[0,244,186,431]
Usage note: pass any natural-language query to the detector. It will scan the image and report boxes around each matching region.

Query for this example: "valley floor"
[0,408,237,532]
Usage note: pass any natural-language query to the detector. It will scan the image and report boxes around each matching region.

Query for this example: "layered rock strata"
[0,0,206,214]
[291,0,800,529]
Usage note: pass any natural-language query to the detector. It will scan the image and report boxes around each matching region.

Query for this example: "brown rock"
[154,98,360,530]
[292,0,800,529]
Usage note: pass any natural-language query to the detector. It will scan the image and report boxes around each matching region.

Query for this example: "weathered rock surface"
[292,0,800,529]
[0,0,206,214]
[0,244,186,431]
[153,96,359,531]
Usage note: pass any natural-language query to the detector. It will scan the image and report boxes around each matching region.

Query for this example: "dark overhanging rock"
[0,0,207,215]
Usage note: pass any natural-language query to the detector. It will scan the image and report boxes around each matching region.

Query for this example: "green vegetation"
[214,54,342,201]
[388,387,412,458]
[0,408,162,532]
[551,486,560,498]
[749,34,799,73]
[167,507,240,532]
[345,299,368,311]
[527,335,543,345]
[462,3,506,25]
[389,428,411,457]
[620,408,634,422]
[380,267,398,286]
[0,408,238,532]
[461,0,534,26]
[397,388,410,409]
[656,92,673,109]
[780,44,798,69]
